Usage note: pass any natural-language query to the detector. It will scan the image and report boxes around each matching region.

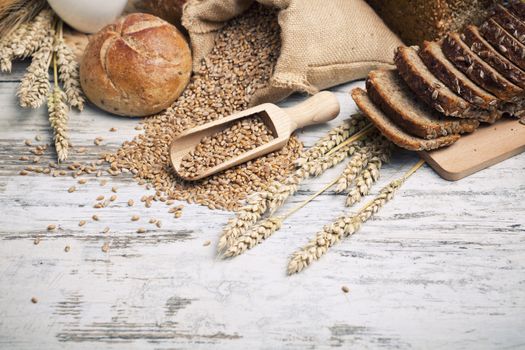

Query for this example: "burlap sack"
[182,0,402,105]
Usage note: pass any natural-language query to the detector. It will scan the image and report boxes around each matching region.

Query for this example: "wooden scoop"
[170,91,340,181]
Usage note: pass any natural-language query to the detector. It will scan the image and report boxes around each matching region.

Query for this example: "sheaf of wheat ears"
[222,133,386,259]
[217,120,374,254]
[287,159,425,275]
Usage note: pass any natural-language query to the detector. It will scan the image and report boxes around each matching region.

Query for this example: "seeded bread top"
[492,4,525,44]
[394,45,498,123]
[419,40,499,109]
[462,25,525,89]
[509,0,525,21]
[480,19,525,71]
[442,32,523,101]
[366,69,479,140]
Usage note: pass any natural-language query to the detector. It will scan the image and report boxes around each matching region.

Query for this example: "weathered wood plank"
[0,61,524,349]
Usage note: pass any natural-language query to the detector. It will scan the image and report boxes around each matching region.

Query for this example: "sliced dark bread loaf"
[492,4,525,44]
[419,40,500,110]
[508,1,525,21]
[394,45,499,123]
[480,19,525,70]
[462,25,525,89]
[351,88,460,151]
[366,69,479,140]
[442,32,523,101]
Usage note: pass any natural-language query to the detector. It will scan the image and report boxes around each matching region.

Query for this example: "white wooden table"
[1,62,524,349]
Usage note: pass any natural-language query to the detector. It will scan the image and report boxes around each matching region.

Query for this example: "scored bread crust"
[366,69,479,140]
[492,4,525,44]
[480,19,525,71]
[352,88,460,151]
[462,25,525,89]
[80,13,192,117]
[419,40,499,110]
[442,32,523,101]
[394,45,498,123]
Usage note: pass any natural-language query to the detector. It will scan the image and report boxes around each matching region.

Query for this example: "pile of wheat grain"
[104,4,302,211]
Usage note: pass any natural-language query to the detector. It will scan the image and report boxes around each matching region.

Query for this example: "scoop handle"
[284,91,340,131]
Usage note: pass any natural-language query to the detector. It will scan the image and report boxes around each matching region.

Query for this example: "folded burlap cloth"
[182,0,402,104]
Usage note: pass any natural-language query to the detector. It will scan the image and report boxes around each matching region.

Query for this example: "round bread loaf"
[80,13,191,116]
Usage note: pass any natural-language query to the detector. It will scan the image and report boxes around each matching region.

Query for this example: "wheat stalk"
[47,50,69,162]
[287,159,425,275]
[17,17,54,108]
[295,114,368,167]
[55,20,84,110]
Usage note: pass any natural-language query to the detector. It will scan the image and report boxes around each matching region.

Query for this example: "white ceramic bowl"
[47,0,128,33]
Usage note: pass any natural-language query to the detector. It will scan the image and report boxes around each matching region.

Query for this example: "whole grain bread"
[394,45,498,123]
[492,4,525,44]
[419,40,500,109]
[479,18,525,70]
[442,32,523,100]
[366,69,479,139]
[352,88,460,151]
[462,25,525,89]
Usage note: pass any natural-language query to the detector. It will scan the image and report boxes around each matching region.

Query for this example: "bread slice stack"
[352,1,525,151]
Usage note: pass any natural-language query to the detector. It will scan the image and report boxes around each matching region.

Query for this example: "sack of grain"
[182,0,402,105]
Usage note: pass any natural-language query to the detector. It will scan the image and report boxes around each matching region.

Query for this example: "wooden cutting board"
[419,118,525,181]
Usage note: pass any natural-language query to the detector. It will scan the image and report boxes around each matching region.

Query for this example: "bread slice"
[351,88,460,151]
[419,40,500,110]
[480,19,525,71]
[394,45,499,123]
[366,69,479,140]
[492,4,525,44]
[442,32,523,101]
[462,25,525,89]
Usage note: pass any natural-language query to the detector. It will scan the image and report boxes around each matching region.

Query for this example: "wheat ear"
[334,144,375,193]
[0,21,29,72]
[345,138,393,206]
[55,20,84,110]
[295,114,368,167]
[17,18,54,108]
[287,159,425,275]
[48,50,69,162]
[13,9,53,58]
